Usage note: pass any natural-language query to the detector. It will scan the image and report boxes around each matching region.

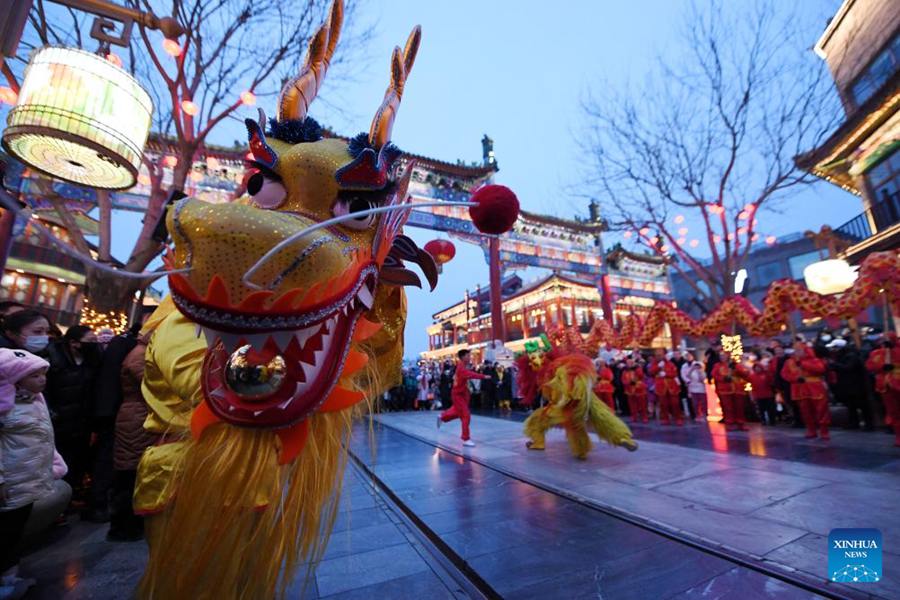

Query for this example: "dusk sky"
[15,0,855,359]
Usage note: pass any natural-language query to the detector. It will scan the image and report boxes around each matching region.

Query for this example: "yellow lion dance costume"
[130,3,517,597]
[519,337,637,460]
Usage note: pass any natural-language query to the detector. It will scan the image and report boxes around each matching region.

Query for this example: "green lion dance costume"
[516,333,638,459]
[133,2,518,597]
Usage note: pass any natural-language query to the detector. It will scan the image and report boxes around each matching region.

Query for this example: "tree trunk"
[83,268,140,327]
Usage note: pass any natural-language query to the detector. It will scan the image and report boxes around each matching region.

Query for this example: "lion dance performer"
[712,351,751,431]
[516,336,637,460]
[866,333,900,447]
[133,3,519,597]
[781,340,830,440]
[648,350,683,425]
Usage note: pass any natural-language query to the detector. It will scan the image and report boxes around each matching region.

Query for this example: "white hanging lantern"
[803,259,858,295]
[2,46,152,190]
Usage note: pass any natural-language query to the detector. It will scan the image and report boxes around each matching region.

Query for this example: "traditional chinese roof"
[145,133,497,180]
[794,72,900,195]
[507,272,596,300]
[605,243,667,266]
[400,151,497,179]
[519,209,606,234]
[145,134,247,162]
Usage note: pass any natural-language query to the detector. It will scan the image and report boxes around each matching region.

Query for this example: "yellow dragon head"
[164,0,436,462]
[139,4,518,596]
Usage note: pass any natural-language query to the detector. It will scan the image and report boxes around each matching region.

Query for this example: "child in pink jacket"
[0,347,68,596]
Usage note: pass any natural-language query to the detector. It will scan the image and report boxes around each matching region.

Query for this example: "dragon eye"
[333,193,377,230]
[248,172,287,209]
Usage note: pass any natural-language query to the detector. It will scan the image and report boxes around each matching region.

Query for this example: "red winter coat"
[648,360,680,395]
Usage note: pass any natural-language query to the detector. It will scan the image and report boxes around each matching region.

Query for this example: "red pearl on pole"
[469,185,520,235]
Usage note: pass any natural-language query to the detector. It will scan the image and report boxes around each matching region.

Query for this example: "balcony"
[835,191,900,243]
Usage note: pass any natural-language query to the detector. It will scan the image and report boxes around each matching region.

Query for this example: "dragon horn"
[369,25,421,149]
[277,0,344,121]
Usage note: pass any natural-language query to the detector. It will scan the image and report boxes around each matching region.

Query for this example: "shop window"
[788,251,822,280]
[755,260,785,287]
[868,150,900,222]
[850,33,900,106]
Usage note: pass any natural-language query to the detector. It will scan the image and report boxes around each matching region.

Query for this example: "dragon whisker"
[0,188,191,281]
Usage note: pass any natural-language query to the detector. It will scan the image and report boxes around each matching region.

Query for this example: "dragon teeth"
[201,327,219,348]
[244,333,268,352]
[357,284,374,309]
[270,330,294,352]
[294,324,318,348]
[219,332,243,353]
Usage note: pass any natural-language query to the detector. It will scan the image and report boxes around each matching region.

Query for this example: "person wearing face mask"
[45,325,101,505]
[0,310,52,355]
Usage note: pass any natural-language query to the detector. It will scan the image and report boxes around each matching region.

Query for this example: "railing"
[835,191,900,243]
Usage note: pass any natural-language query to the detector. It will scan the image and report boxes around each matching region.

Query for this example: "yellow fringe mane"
[138,355,381,600]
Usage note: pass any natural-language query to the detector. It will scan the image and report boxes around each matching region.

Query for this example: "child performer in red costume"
[438,349,489,446]
[594,360,616,411]
[712,351,751,431]
[622,356,648,423]
[781,341,830,440]
[865,333,900,447]
[649,350,683,425]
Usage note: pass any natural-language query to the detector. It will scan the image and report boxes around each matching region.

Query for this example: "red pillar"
[0,207,17,275]
[599,274,614,324]
[489,236,505,342]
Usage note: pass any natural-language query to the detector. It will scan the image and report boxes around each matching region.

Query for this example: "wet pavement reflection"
[351,423,828,599]
[478,408,899,470]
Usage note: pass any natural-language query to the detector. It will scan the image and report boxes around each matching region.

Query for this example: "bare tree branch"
[581,0,841,309]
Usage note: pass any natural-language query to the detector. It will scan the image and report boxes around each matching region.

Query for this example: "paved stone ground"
[14,411,897,599]
[17,463,463,599]
[351,424,825,599]
[377,411,899,600]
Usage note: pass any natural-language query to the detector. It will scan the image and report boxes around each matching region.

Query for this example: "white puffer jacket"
[680,361,707,395]
[1,393,65,511]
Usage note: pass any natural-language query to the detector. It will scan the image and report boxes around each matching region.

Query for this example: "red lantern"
[424,239,456,272]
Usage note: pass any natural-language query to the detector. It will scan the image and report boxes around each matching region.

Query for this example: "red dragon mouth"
[166,252,381,430]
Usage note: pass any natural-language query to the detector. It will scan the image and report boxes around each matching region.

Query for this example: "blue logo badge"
[829,529,881,583]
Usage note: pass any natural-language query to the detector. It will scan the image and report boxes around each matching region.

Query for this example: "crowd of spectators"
[0,301,156,598]
[383,331,898,446]
[382,358,518,413]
